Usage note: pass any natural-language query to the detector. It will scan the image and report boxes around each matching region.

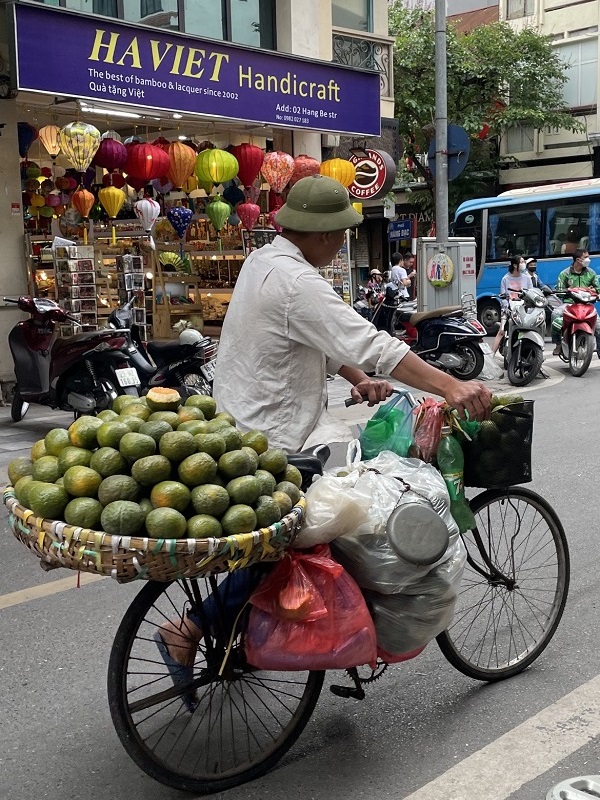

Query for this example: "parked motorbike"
[5,295,140,422]
[353,286,375,321]
[554,286,599,377]
[499,287,548,387]
[107,299,218,396]
[372,288,485,380]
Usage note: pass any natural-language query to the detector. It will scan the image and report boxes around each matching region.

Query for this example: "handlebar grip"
[345,397,357,407]
[3,297,19,304]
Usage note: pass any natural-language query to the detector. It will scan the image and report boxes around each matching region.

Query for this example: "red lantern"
[289,154,320,187]
[262,151,295,194]
[102,172,126,188]
[269,190,285,211]
[231,143,264,189]
[152,136,171,152]
[125,143,170,181]
[237,202,261,231]
[94,138,128,171]
[126,175,147,192]
[269,210,282,233]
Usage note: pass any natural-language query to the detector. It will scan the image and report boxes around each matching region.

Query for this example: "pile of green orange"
[8,387,302,540]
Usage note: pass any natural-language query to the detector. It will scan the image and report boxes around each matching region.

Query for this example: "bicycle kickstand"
[330,667,366,701]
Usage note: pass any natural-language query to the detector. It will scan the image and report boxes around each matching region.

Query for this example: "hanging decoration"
[151,176,173,195]
[98,185,126,245]
[289,154,321,187]
[237,202,261,231]
[17,123,38,159]
[231,143,264,189]
[93,137,127,171]
[134,197,161,250]
[166,142,197,189]
[195,148,239,186]
[38,125,61,160]
[125,143,170,182]
[197,179,213,195]
[72,188,95,244]
[102,172,126,189]
[319,158,356,188]
[183,175,198,194]
[205,196,232,251]
[126,175,147,193]
[58,122,101,175]
[152,136,171,152]
[268,210,283,233]
[223,184,245,207]
[166,205,193,257]
[124,135,142,146]
[262,151,295,194]
[101,130,122,142]
[228,212,240,226]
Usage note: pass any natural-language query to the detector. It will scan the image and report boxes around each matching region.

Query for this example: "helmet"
[178,328,203,345]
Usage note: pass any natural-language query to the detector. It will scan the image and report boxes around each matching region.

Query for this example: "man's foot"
[552,345,561,356]
[154,618,203,713]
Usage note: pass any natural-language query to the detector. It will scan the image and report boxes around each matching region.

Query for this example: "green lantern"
[206,197,232,251]
[195,148,239,185]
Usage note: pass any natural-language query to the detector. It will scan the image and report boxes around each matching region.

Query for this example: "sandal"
[153,631,198,714]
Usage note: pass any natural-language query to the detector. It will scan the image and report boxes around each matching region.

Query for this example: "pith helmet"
[275,174,363,232]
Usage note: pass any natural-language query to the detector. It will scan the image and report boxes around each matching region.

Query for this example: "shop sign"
[12,4,380,137]
[348,149,396,200]
[388,220,412,242]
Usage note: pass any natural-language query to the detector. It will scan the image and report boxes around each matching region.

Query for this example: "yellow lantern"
[58,122,101,173]
[195,148,239,185]
[98,186,126,245]
[351,203,363,238]
[39,125,61,159]
[320,158,356,188]
[30,193,45,208]
[183,175,198,194]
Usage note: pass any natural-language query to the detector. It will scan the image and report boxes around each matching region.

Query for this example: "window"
[557,39,598,108]
[487,207,541,261]
[506,0,533,20]
[64,0,118,14]
[453,209,483,273]
[332,0,372,32]
[544,200,600,256]
[122,0,179,30]
[184,0,275,49]
[506,125,535,154]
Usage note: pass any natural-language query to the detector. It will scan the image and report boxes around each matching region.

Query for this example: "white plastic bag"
[478,343,504,381]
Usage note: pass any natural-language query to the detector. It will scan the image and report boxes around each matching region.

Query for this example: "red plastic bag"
[245,545,377,671]
[413,398,445,462]
[249,554,328,622]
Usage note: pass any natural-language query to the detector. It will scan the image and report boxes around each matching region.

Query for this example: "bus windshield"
[453,179,600,333]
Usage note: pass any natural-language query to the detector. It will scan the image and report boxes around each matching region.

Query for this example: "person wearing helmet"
[367,268,383,306]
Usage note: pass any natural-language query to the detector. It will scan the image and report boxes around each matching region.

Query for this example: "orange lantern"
[98,186,126,245]
[72,188,95,244]
[320,158,356,188]
[166,142,196,190]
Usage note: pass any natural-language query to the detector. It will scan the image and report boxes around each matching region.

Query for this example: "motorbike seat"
[288,445,331,490]
[52,329,130,354]
[146,339,186,362]
[405,305,463,325]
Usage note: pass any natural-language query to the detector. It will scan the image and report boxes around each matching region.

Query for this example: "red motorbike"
[5,296,140,422]
[555,287,599,376]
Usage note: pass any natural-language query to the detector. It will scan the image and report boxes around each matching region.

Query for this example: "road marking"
[403,674,600,800]
[0,572,105,611]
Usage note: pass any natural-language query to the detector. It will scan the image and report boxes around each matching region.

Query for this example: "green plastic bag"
[359,392,415,460]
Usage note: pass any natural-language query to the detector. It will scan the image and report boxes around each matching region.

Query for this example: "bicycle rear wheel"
[108,576,324,794]
[437,487,569,681]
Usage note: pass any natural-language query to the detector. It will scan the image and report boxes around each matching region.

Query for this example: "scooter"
[5,295,140,422]
[353,286,376,322]
[107,299,218,396]
[554,286,599,377]
[373,289,486,381]
[499,287,548,387]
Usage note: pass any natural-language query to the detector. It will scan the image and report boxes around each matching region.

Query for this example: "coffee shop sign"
[348,149,397,201]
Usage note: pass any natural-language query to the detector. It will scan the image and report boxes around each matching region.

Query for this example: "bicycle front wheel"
[437,487,569,682]
[108,577,324,794]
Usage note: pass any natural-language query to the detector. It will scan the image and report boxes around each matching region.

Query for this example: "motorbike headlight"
[534,298,545,307]
[535,311,545,325]
[580,292,591,302]
[511,310,520,324]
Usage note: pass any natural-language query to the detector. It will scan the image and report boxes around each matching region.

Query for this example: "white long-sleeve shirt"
[213,236,410,453]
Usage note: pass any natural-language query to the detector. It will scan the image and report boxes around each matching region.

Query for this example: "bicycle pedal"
[329,684,365,701]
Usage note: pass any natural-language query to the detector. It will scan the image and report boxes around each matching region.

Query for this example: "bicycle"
[107,443,570,794]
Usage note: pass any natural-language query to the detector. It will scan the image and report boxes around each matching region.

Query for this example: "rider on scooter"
[551,249,600,356]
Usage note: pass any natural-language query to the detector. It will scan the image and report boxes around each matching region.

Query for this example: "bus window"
[487,207,541,261]
[452,209,482,272]
[545,201,600,256]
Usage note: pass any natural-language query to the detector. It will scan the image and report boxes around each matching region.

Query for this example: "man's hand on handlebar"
[349,378,394,407]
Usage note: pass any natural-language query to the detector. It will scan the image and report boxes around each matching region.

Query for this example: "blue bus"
[452,179,600,333]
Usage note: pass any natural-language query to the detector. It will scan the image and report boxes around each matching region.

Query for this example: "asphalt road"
[1,346,599,800]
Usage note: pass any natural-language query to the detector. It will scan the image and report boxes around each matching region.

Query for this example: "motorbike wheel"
[507,341,543,387]
[478,300,501,335]
[179,372,212,396]
[448,341,484,381]
[569,332,594,377]
[11,386,29,423]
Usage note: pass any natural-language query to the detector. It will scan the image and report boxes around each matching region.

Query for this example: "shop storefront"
[0,1,381,370]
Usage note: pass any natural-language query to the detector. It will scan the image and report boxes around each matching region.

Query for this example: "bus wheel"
[478,300,501,335]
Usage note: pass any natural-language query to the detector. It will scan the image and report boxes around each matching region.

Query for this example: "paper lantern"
[101,129,122,142]
[93,138,127,171]
[262,151,295,194]
[30,194,45,208]
[54,166,66,178]
[46,193,61,208]
[18,123,38,159]
[289,154,321,187]
[237,202,261,231]
[124,135,142,146]
[166,206,193,253]
[166,142,197,190]
[183,175,198,194]
[245,184,261,204]
[320,158,356,188]
[231,143,264,189]
[41,167,52,178]
[229,212,240,226]
[152,136,171,152]
[58,122,101,173]
[39,205,54,218]
[206,197,231,233]
[38,125,61,159]
[126,143,170,181]
[102,172,126,188]
[269,190,285,211]
[98,186,126,244]
[268,210,282,233]
[26,165,41,179]
[55,204,66,217]
[195,148,239,185]
[24,179,39,192]
[41,179,54,192]
[126,175,147,192]
[223,184,245,207]
[28,205,40,217]
[197,179,213,195]
[151,177,173,195]
[134,197,160,232]
[72,188,95,219]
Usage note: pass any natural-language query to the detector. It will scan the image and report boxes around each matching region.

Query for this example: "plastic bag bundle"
[245,545,377,671]
[331,451,459,595]
[365,540,467,654]
[412,398,445,463]
[359,392,414,460]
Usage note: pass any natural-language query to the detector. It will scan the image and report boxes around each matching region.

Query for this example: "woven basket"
[3,488,306,584]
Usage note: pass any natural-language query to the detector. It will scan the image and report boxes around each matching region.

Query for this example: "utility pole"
[434,0,449,246]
